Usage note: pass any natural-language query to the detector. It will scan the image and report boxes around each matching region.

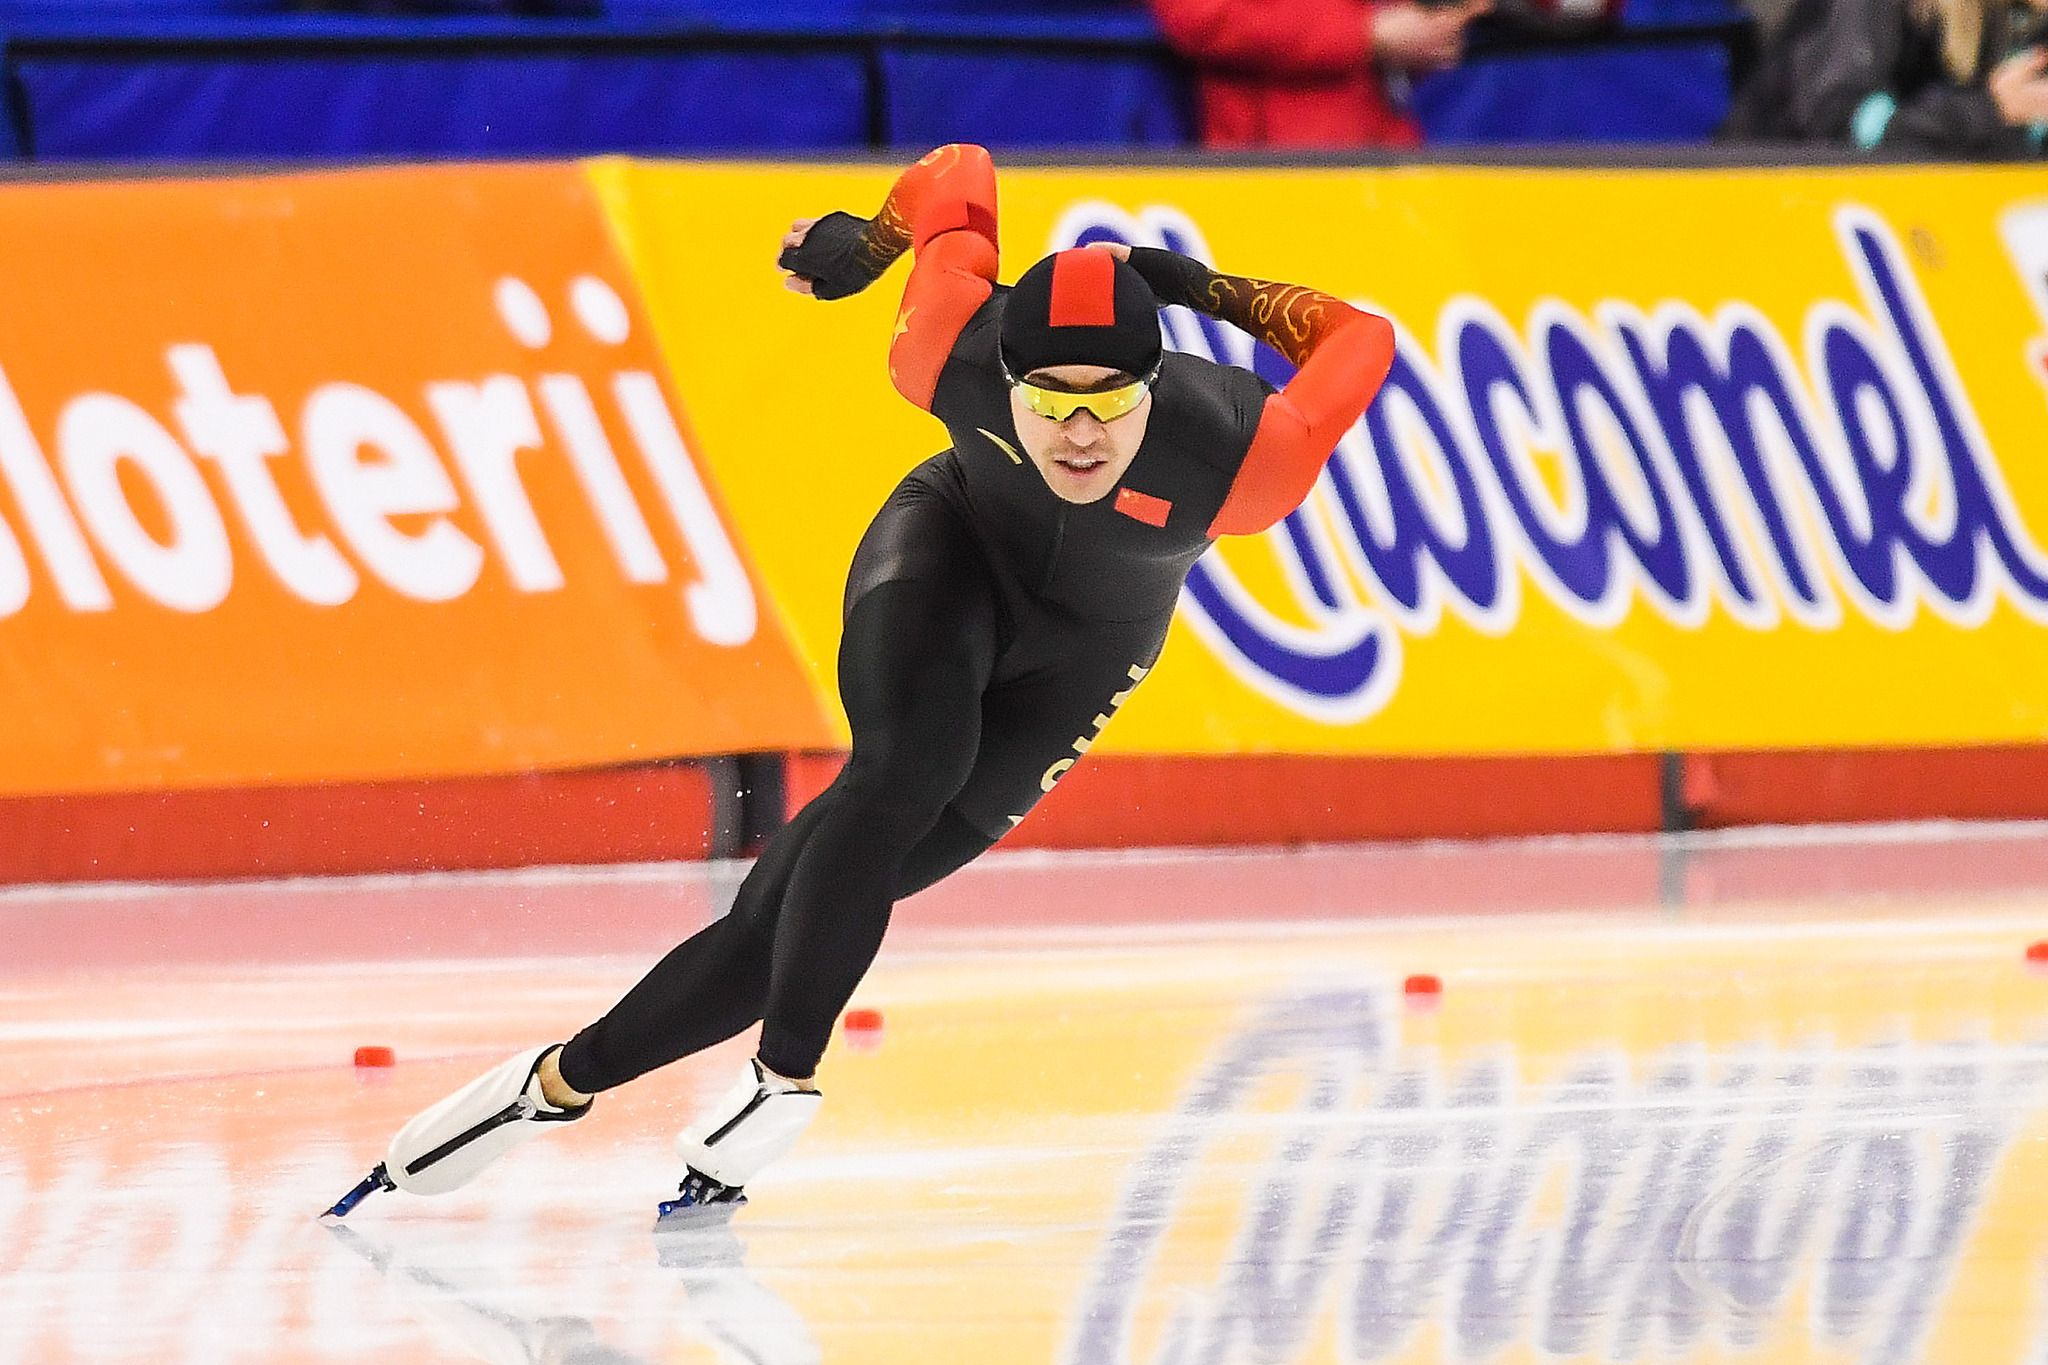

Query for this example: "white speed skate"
[322,1044,590,1219]
[658,1060,823,1218]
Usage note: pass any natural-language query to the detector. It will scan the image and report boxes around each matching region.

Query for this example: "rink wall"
[3,157,2048,880]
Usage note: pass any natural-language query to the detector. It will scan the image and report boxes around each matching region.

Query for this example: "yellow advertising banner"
[602,159,2048,755]
[0,164,834,797]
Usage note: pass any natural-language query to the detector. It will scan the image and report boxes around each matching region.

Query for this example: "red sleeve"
[1150,0,1373,77]
[1204,286,1394,537]
[867,144,1001,412]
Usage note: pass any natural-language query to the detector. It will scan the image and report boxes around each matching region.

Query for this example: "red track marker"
[842,1008,885,1053]
[1403,974,1443,1014]
[2027,942,2048,975]
[353,1046,397,1068]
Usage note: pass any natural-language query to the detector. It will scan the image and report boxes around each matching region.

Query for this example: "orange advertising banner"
[0,164,833,797]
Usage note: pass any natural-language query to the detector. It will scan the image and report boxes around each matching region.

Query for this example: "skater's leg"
[660,574,998,1209]
[754,576,994,1079]
[565,742,992,1098]
[939,609,1171,840]
[559,479,1001,1095]
[554,792,839,1095]
[351,472,1005,1212]
[894,806,998,899]
[560,566,997,1096]
[881,610,1170,903]
[337,790,849,1212]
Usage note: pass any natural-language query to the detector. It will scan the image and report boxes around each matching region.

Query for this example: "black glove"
[1126,245,1217,313]
[777,211,890,301]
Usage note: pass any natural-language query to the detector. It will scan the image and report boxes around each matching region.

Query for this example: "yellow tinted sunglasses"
[1008,369,1154,423]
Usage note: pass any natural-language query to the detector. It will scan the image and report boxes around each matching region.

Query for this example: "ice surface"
[6,823,2048,1364]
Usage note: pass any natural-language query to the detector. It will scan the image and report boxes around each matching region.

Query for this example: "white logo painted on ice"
[1064,986,2046,1365]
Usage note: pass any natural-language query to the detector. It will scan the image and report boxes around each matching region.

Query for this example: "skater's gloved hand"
[1125,245,1217,314]
[778,212,889,301]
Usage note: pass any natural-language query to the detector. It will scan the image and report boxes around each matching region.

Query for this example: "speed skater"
[324,143,1394,1222]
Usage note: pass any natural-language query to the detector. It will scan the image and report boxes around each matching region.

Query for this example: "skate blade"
[654,1190,746,1224]
[651,1178,749,1219]
[656,1166,746,1221]
[319,1163,395,1221]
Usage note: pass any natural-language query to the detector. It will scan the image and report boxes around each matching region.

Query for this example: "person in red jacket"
[1152,0,1492,147]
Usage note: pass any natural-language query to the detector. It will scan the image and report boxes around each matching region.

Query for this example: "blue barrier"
[880,47,1188,150]
[0,9,1745,160]
[15,47,870,157]
[0,42,14,156]
[1416,41,1733,143]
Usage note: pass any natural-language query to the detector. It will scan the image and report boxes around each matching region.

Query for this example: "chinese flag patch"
[1116,487,1172,527]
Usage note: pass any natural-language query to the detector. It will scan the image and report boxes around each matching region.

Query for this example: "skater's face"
[1009,364,1153,505]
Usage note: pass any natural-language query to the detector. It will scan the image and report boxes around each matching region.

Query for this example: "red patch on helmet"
[1048,249,1117,328]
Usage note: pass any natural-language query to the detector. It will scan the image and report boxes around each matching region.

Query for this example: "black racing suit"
[557,146,1391,1089]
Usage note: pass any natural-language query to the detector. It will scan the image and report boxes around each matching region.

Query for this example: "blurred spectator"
[1724,0,2048,156]
[1151,0,1492,148]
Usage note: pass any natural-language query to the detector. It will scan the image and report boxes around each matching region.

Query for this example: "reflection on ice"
[326,1204,821,1365]
[1071,986,2048,1365]
[654,1214,823,1365]
[0,1137,822,1364]
[328,1223,651,1365]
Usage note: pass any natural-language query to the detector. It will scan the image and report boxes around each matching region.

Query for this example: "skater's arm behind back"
[880,145,1002,412]
[1128,247,1394,537]
[772,144,1000,412]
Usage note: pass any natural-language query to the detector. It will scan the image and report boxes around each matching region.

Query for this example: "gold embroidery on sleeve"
[1198,276,1349,369]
